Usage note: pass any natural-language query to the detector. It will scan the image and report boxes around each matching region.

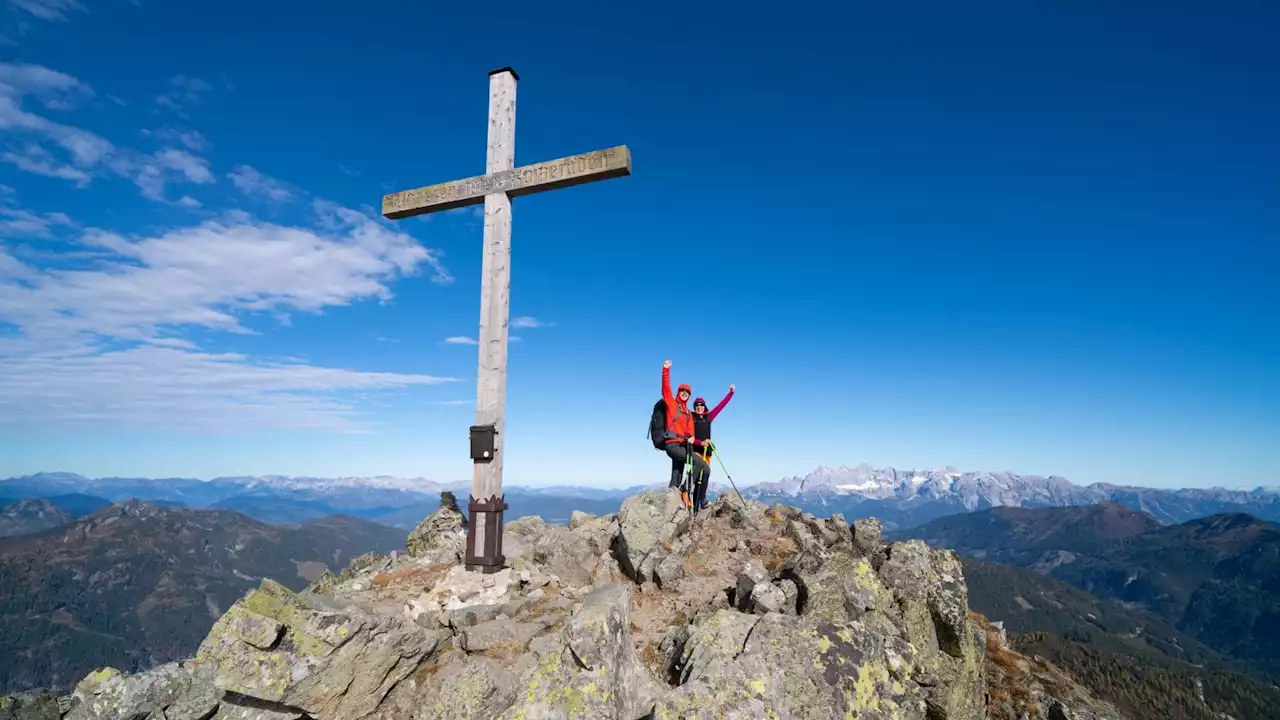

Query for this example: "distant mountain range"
[4,465,1279,534]
[0,494,112,537]
[901,503,1280,686]
[743,464,1280,528]
[0,500,405,695]
[0,472,658,530]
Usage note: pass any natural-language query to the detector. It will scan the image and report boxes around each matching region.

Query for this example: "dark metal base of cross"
[464,494,508,574]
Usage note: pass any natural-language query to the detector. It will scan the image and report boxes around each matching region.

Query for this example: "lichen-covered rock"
[415,657,518,720]
[64,662,214,720]
[803,548,894,626]
[786,519,827,563]
[0,691,62,720]
[749,581,785,615]
[195,578,448,720]
[563,584,629,671]
[501,582,645,720]
[568,510,595,530]
[210,699,304,720]
[656,614,928,719]
[161,674,221,720]
[406,500,465,563]
[733,558,768,610]
[878,540,969,658]
[504,516,603,588]
[885,587,985,720]
[590,551,622,587]
[574,511,620,556]
[800,511,846,549]
[447,602,505,629]
[852,516,886,563]
[778,578,799,614]
[338,551,390,582]
[673,609,759,685]
[304,569,338,597]
[458,618,542,652]
[67,667,121,707]
[44,489,1120,720]
[612,490,689,582]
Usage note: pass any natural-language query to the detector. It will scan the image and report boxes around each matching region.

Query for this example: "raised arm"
[708,384,735,421]
[661,360,673,403]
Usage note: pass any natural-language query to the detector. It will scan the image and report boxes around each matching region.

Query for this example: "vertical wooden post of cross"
[465,67,517,573]
[380,67,631,574]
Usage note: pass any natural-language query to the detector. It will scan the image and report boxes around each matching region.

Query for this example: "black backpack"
[646,399,667,450]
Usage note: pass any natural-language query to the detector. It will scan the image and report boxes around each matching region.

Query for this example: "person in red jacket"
[661,360,709,502]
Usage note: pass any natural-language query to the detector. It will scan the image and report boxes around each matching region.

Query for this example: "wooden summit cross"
[381,67,631,573]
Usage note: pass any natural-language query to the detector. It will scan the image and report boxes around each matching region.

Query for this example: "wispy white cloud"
[0,63,217,203]
[0,205,73,236]
[116,148,214,202]
[228,164,295,202]
[432,399,473,406]
[154,75,212,116]
[0,63,112,173]
[0,61,92,102]
[9,0,87,22]
[2,144,91,184]
[0,200,459,431]
[313,199,452,285]
[512,315,554,329]
[147,127,209,152]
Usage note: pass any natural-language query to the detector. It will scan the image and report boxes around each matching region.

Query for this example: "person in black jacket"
[688,384,734,512]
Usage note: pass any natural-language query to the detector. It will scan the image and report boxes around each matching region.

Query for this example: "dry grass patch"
[370,562,450,591]
[972,611,1047,719]
[758,536,798,572]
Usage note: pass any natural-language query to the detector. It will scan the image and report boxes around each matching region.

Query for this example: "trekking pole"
[683,440,695,517]
[710,444,753,515]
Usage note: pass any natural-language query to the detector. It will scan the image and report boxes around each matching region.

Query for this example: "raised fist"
[663,360,672,369]
[729,384,735,392]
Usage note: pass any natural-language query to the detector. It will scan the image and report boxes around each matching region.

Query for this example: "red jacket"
[661,366,694,444]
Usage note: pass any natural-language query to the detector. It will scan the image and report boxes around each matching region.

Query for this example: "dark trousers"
[692,453,711,511]
[664,443,710,490]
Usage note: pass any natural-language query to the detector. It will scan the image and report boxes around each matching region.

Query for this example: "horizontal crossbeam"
[382,145,631,220]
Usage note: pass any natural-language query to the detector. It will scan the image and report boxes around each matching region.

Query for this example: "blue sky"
[0,1,1275,489]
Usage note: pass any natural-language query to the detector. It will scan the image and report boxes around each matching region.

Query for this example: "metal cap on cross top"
[379,69,631,573]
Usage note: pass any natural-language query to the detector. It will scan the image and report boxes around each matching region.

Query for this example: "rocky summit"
[0,489,1123,720]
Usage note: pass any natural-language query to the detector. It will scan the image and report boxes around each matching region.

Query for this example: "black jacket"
[693,412,712,446]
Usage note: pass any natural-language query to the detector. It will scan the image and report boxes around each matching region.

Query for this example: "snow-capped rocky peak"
[787,464,899,499]
[217,475,447,494]
[752,465,1118,508]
